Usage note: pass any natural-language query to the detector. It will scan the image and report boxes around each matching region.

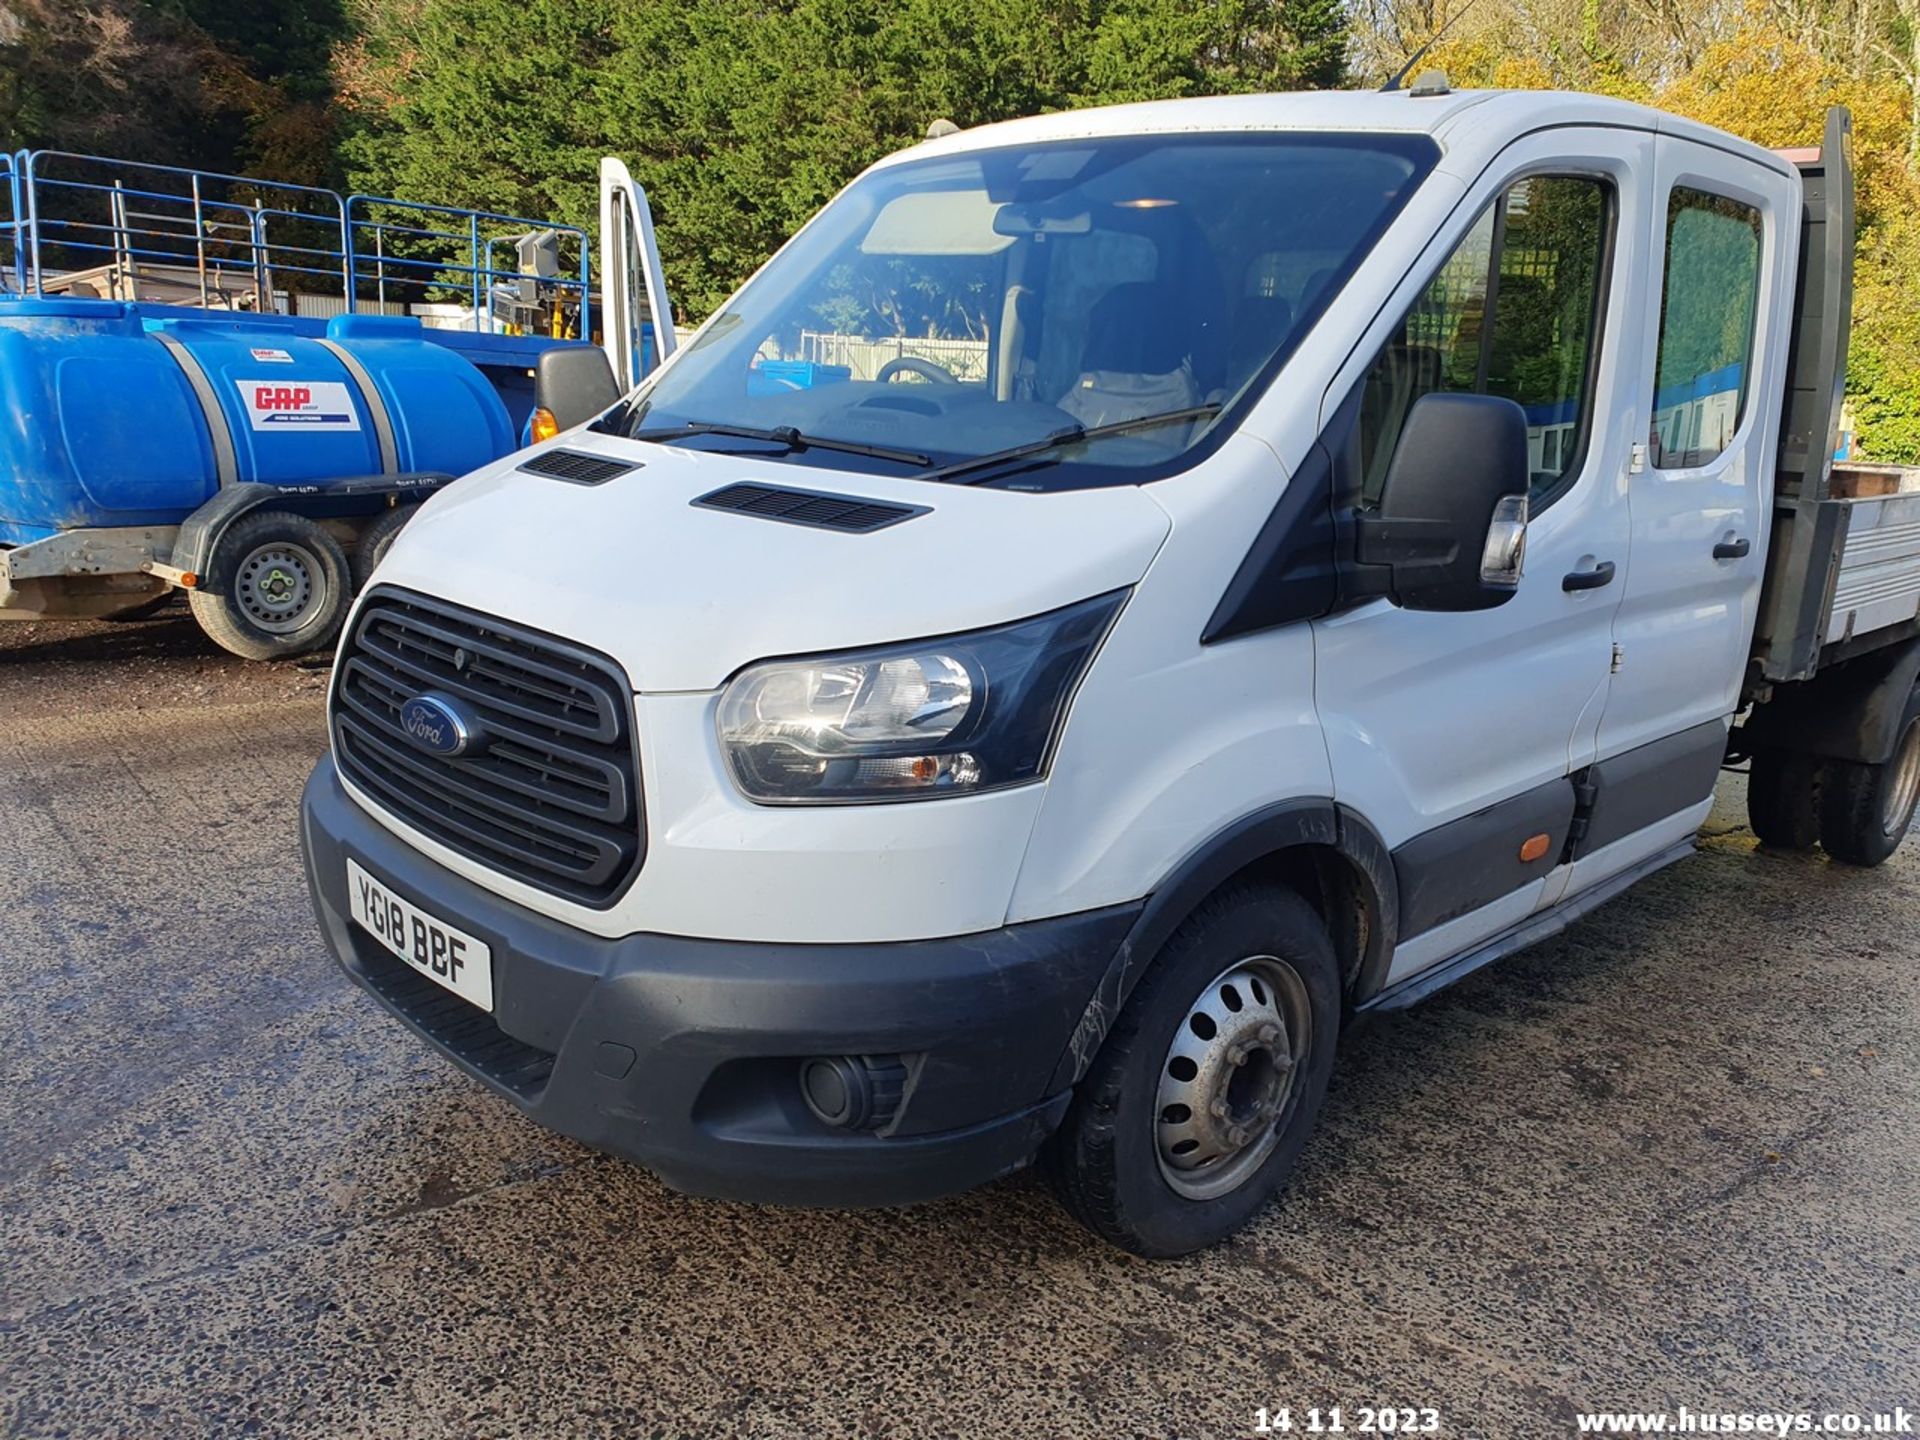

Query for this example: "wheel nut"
[1227,1045,1248,1066]
[1210,1097,1229,1119]
[1257,1023,1280,1045]
[1227,1125,1249,1147]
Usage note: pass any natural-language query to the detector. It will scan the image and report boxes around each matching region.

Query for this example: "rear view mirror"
[535,345,622,432]
[992,202,1092,237]
[1357,393,1530,612]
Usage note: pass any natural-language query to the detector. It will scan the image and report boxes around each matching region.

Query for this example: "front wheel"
[189,510,351,661]
[1819,715,1920,867]
[1047,885,1340,1257]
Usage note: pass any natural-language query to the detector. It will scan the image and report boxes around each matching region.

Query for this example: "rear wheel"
[189,510,350,661]
[1047,885,1340,1257]
[1747,748,1824,851]
[1819,715,1920,867]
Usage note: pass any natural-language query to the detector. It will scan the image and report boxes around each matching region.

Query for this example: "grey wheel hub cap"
[235,543,320,635]
[1155,956,1311,1201]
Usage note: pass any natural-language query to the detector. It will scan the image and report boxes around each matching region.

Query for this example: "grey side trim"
[153,332,238,488]
[1392,777,1576,938]
[1576,718,1728,858]
[1359,838,1696,1013]
[317,338,399,474]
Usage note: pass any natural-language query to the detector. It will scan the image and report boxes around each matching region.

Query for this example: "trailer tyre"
[1046,884,1339,1257]
[189,510,351,661]
[1819,716,1920,867]
[351,505,418,592]
[1746,749,1824,851]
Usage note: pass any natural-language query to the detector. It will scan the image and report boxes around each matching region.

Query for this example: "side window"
[1358,176,1610,507]
[1650,188,1762,469]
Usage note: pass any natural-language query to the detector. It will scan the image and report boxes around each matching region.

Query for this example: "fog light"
[799,1054,908,1132]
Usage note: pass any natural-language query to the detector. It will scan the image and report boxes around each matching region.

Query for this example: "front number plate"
[346,859,494,1013]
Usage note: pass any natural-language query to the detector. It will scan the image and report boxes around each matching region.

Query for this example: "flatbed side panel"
[1826,492,1920,644]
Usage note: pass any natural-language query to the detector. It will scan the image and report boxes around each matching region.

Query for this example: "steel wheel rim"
[1154,955,1312,1202]
[1883,723,1920,838]
[235,543,321,635]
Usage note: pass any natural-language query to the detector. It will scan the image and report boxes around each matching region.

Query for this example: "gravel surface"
[1,612,1915,1438]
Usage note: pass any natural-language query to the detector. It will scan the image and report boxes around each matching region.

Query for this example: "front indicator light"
[716,590,1127,804]
[530,406,561,444]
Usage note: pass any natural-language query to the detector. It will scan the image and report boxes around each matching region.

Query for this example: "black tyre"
[1747,748,1823,850]
[350,504,417,592]
[1818,715,1920,867]
[188,510,351,661]
[1047,884,1340,1257]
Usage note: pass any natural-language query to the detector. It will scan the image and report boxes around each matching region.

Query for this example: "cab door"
[1311,128,1654,984]
[599,157,678,386]
[1577,138,1796,884]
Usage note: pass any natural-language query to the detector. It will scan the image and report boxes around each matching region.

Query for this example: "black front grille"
[332,589,645,906]
[357,945,556,1099]
[693,482,927,533]
[518,449,638,486]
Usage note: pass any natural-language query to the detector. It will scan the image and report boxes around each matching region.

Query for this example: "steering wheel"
[876,355,959,385]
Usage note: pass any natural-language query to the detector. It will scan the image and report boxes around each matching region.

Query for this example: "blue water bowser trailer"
[0,151,676,658]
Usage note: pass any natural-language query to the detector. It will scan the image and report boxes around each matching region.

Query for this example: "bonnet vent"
[692,483,927,533]
[518,449,638,486]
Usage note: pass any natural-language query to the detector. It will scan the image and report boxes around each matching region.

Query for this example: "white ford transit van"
[301,90,1920,1254]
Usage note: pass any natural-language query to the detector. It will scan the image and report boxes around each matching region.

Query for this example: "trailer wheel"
[1746,749,1824,850]
[189,510,350,661]
[351,504,418,592]
[1818,716,1920,867]
[1046,884,1339,1257]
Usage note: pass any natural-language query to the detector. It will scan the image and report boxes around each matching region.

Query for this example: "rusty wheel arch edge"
[1046,798,1399,1093]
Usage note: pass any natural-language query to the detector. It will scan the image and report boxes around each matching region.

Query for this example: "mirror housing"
[1357,392,1531,612]
[991,201,1092,238]
[534,345,622,433]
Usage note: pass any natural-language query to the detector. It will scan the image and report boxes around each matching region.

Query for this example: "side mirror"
[1357,392,1531,612]
[534,345,622,432]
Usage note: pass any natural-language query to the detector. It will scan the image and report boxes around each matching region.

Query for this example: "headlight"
[716,590,1127,804]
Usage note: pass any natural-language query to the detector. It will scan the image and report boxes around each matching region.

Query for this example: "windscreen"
[607,131,1437,489]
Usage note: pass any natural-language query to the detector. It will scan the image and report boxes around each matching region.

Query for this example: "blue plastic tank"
[0,299,519,543]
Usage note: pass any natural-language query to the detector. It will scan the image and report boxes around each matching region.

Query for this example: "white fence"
[798,330,990,382]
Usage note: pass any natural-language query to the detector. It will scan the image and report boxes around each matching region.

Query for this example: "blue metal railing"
[343,193,591,335]
[7,149,592,334]
[1,151,24,295]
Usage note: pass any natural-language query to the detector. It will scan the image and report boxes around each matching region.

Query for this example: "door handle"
[1562,560,1617,592]
[1713,538,1751,560]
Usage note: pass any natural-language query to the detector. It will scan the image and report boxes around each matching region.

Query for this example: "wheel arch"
[1740,638,1920,766]
[170,473,453,584]
[1048,798,1398,1093]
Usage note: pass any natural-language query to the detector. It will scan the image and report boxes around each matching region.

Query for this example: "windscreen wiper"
[918,404,1223,485]
[629,421,931,468]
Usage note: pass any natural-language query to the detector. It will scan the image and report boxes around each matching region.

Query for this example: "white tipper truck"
[300,89,1920,1254]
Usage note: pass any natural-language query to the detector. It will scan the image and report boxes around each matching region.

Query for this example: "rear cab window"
[1649,188,1763,469]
